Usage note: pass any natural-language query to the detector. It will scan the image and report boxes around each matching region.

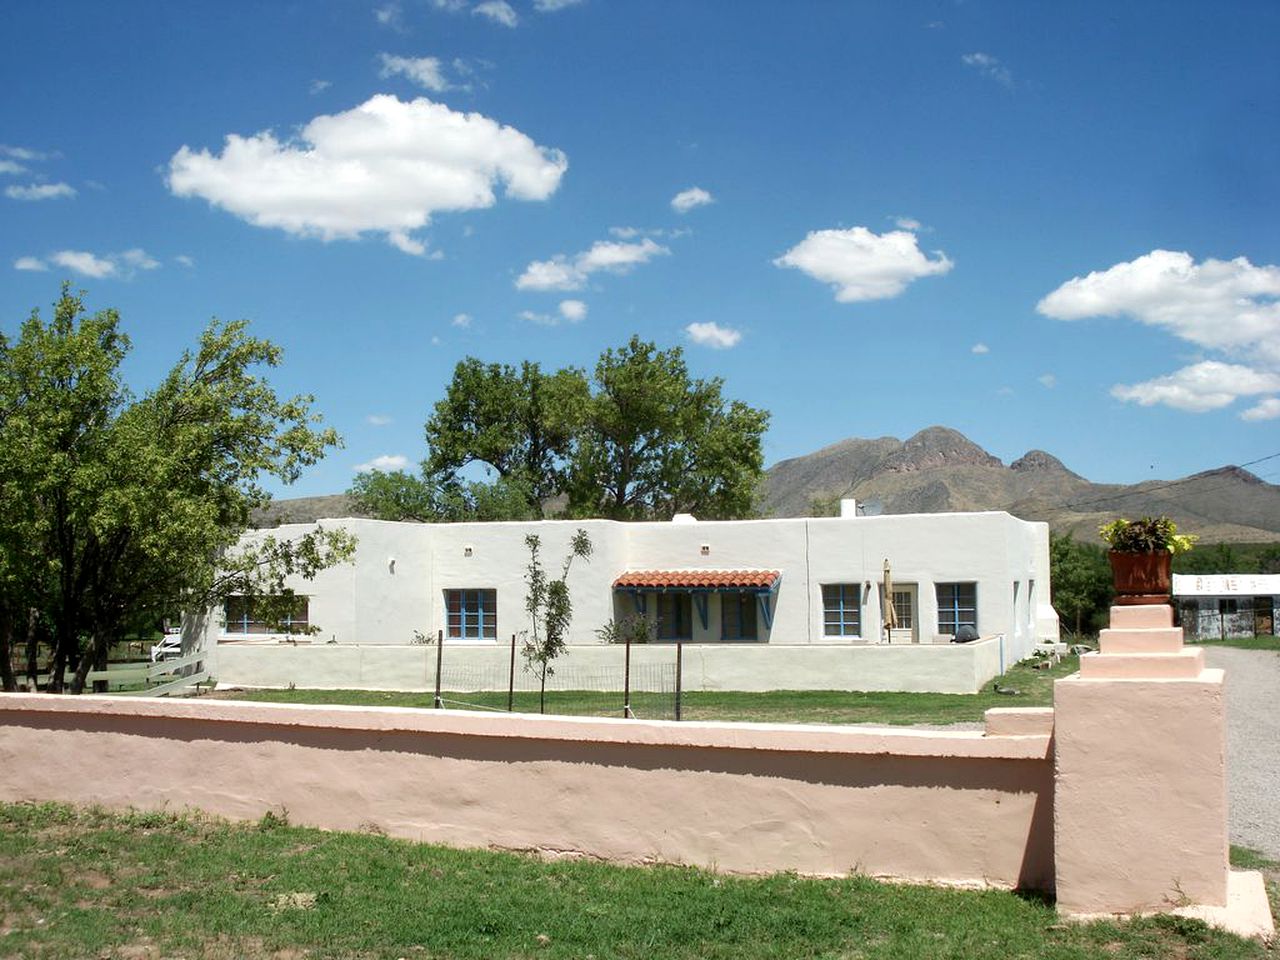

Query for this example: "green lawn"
[216,653,1079,726]
[1188,636,1280,653]
[0,802,1269,960]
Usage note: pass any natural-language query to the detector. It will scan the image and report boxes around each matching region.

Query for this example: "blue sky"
[3,1,1279,498]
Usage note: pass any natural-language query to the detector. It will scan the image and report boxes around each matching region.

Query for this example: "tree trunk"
[539,666,547,715]
[0,605,16,693]
[70,629,108,695]
[25,609,40,689]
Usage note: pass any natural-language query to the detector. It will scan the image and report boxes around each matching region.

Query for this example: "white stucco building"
[207,502,1059,694]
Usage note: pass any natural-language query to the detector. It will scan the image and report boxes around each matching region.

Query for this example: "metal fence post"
[508,632,517,712]
[623,631,633,719]
[675,640,683,722]
[434,628,444,709]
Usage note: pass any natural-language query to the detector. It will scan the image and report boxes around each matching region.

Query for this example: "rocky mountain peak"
[1010,449,1083,480]
[882,426,1004,474]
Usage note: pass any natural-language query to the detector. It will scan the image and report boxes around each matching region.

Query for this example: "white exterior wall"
[206,511,1057,691]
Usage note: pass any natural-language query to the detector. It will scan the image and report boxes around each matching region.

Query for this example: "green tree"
[566,336,770,520]
[424,358,589,511]
[1049,533,1114,638]
[0,287,354,693]
[522,529,592,713]
[1172,543,1242,575]
[349,469,539,523]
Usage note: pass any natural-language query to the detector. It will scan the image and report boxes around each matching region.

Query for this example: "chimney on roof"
[839,498,859,518]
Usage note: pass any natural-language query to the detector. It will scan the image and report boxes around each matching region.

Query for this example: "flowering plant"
[1098,516,1197,556]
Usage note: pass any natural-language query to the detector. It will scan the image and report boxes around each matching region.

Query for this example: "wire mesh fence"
[431,632,683,721]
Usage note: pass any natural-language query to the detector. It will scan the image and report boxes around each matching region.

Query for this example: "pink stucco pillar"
[1053,604,1229,915]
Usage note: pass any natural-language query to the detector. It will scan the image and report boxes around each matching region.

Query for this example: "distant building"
[1173,574,1280,640]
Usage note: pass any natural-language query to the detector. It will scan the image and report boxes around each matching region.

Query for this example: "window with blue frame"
[936,582,977,634]
[822,584,861,637]
[656,593,692,640]
[720,592,758,641]
[446,589,497,640]
[223,595,309,635]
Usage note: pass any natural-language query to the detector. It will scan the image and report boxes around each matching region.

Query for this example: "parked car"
[150,634,183,664]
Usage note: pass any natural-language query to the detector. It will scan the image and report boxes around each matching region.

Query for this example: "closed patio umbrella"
[883,557,898,641]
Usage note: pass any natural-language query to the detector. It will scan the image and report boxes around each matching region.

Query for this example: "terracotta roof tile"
[612,569,781,591]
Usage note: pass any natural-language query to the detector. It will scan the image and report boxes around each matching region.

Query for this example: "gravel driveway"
[1204,646,1280,860]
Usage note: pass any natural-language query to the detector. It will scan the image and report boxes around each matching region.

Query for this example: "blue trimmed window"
[223,596,309,635]
[721,592,758,641]
[822,584,861,637]
[446,589,497,640]
[936,582,977,634]
[656,593,692,640]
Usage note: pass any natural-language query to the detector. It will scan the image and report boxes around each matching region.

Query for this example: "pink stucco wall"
[0,695,1054,890]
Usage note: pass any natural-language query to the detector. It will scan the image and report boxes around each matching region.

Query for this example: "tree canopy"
[0,287,354,693]
[350,335,770,523]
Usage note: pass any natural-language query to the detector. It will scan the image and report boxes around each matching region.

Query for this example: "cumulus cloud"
[671,186,713,213]
[174,254,195,267]
[13,256,47,271]
[167,94,568,256]
[451,312,472,328]
[962,52,1013,88]
[374,3,403,28]
[773,227,953,302]
[893,215,923,231]
[1038,249,1280,418]
[42,248,161,280]
[516,236,668,291]
[1038,373,1057,389]
[535,0,584,9]
[355,454,410,472]
[5,182,76,201]
[1242,397,1280,422]
[473,0,517,27]
[1110,362,1280,413]
[379,54,451,92]
[0,160,26,175]
[310,79,332,95]
[686,321,742,349]
[558,299,587,322]
[365,414,393,426]
[971,342,989,355]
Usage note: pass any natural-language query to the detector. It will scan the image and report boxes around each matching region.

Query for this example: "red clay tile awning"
[612,569,781,592]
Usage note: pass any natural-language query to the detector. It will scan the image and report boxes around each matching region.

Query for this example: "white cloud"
[355,454,410,472]
[365,414,393,426]
[671,186,713,213]
[0,160,26,175]
[431,335,442,345]
[46,248,161,280]
[558,299,587,322]
[773,226,953,302]
[473,0,518,27]
[518,309,555,325]
[1241,397,1280,422]
[5,182,76,201]
[893,216,923,231]
[1110,362,1280,413]
[13,256,47,272]
[168,95,567,257]
[1038,249,1280,417]
[534,0,584,10]
[1038,373,1057,389]
[310,79,331,95]
[686,321,742,349]
[379,54,450,92]
[451,312,472,328]
[0,146,44,162]
[962,52,1013,88]
[608,226,641,239]
[516,236,669,291]
[971,342,989,355]
[174,254,195,267]
[374,3,403,28]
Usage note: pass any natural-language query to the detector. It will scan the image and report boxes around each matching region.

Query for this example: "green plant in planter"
[1098,516,1197,555]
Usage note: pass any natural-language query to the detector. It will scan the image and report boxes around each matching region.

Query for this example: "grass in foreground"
[216,653,1079,726]
[0,802,1269,960]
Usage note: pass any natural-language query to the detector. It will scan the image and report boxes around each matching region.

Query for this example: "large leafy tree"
[1049,533,1114,638]
[566,336,770,520]
[0,287,354,693]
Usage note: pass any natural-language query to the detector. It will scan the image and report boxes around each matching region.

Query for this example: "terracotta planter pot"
[1108,550,1172,605]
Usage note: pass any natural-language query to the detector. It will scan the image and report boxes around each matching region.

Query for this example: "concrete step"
[1078,648,1205,680]
[1099,627,1184,654]
[1109,604,1174,629]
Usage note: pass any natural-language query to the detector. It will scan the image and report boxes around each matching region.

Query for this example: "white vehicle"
[150,634,183,664]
